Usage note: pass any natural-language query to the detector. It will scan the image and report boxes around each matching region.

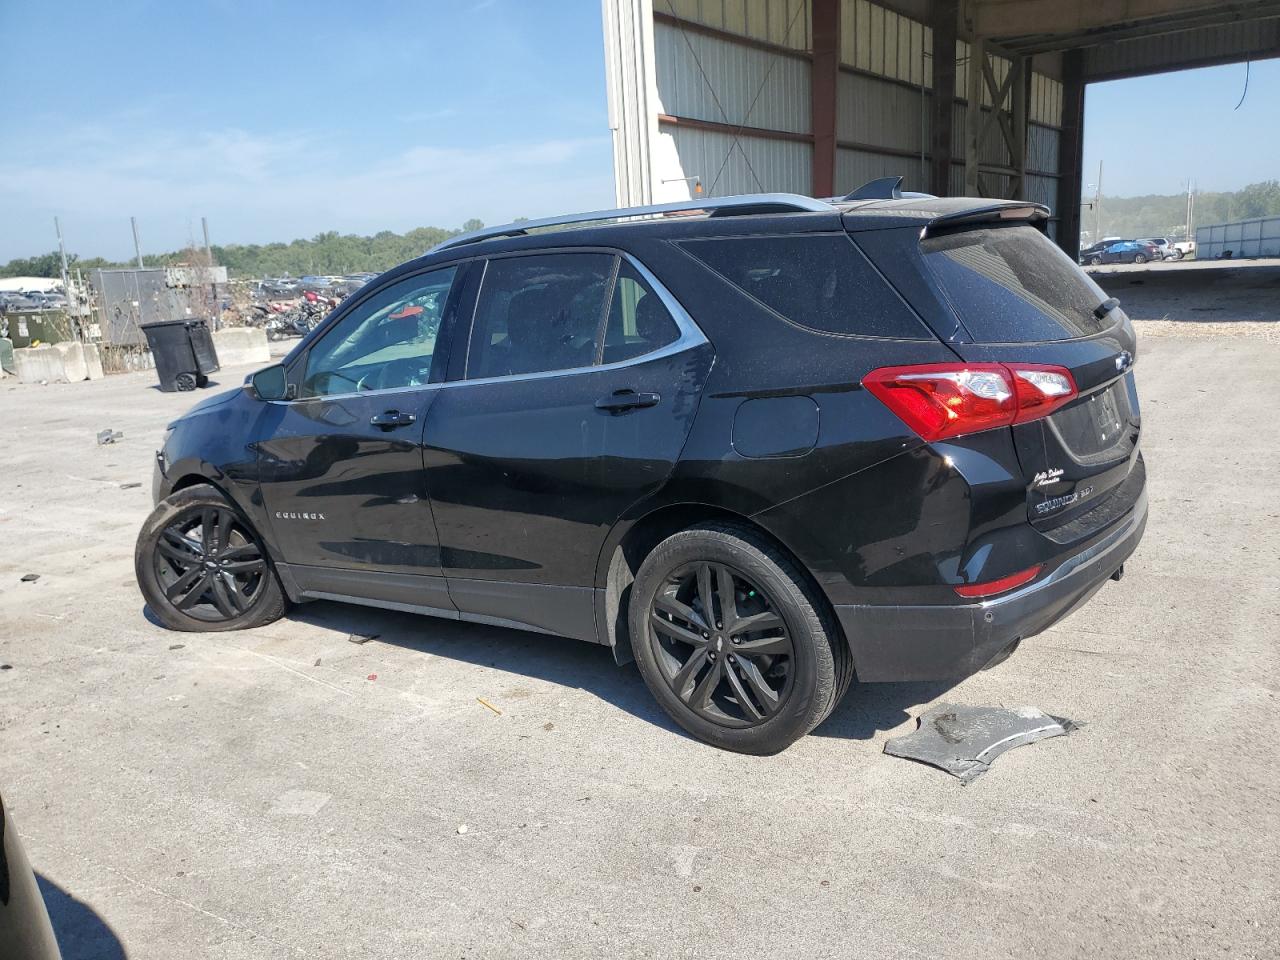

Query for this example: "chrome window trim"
[270,251,706,403]
[450,251,707,390]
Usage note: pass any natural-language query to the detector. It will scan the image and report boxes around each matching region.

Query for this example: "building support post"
[1012,55,1030,199]
[929,0,957,196]
[963,36,984,196]
[811,0,840,197]
[1056,49,1085,258]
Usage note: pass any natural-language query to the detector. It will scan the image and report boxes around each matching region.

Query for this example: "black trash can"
[140,318,221,392]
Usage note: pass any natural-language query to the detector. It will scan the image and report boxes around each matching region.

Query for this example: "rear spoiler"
[924,203,1051,237]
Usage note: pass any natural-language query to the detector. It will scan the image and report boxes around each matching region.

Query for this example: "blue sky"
[1,0,1276,262]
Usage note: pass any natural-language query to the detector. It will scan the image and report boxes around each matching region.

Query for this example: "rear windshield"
[921,225,1112,342]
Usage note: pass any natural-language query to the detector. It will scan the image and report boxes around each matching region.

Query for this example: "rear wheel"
[135,484,286,632]
[629,523,853,754]
[174,372,198,391]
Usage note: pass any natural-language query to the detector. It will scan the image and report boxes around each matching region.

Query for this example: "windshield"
[921,225,1115,342]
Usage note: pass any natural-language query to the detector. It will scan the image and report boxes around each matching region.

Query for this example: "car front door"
[256,263,468,611]
[423,251,713,642]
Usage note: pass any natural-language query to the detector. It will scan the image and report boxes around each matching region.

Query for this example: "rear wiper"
[1094,297,1120,320]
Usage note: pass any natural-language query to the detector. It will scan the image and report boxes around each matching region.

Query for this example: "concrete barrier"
[52,342,88,382]
[212,327,270,368]
[14,345,68,383]
[82,342,105,380]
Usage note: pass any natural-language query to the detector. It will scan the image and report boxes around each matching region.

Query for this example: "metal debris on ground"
[97,429,124,444]
[883,703,1080,784]
[20,573,39,583]
[347,633,378,644]
[119,481,142,490]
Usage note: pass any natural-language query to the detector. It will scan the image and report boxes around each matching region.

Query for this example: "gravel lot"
[1,333,1278,959]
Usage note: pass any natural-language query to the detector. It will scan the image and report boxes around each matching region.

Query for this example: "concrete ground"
[1,335,1278,960]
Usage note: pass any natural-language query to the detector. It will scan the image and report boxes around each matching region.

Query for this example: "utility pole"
[201,217,219,328]
[1093,160,1103,242]
[54,216,71,295]
[130,217,145,269]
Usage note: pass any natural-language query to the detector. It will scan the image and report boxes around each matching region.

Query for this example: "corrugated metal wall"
[1196,216,1280,260]
[637,0,1065,208]
[655,22,812,132]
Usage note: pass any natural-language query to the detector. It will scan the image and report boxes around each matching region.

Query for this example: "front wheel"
[135,484,287,632]
[629,523,853,754]
[1134,253,1147,264]
[1089,256,1101,266]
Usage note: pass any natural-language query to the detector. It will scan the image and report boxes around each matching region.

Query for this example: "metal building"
[1196,215,1280,260]
[602,0,1280,257]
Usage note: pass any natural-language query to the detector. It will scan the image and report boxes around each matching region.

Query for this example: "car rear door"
[423,250,713,642]
[856,221,1142,538]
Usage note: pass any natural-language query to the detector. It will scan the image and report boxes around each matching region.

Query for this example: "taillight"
[862,362,1077,441]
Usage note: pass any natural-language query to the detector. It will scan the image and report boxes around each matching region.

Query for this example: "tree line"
[5,180,1279,281]
[0,218,489,281]
[1085,179,1280,243]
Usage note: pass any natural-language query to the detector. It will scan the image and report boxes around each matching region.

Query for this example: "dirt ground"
[1,329,1278,959]
[1089,257,1280,341]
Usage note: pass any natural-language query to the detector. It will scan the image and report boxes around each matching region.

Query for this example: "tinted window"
[602,262,681,364]
[921,225,1111,342]
[680,234,928,339]
[467,254,613,378]
[301,266,456,398]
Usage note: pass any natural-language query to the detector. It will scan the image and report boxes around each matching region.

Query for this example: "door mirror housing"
[247,364,292,401]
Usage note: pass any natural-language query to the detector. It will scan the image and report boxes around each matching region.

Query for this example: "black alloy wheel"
[649,561,794,727]
[629,523,853,754]
[136,483,287,632]
[154,506,267,622]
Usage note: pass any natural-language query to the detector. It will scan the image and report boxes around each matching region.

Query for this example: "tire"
[175,372,198,391]
[1089,256,1101,266]
[1134,254,1147,264]
[628,522,854,754]
[135,483,287,632]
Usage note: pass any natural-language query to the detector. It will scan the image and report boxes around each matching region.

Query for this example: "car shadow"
[282,600,693,741]
[282,601,952,745]
[38,874,128,960]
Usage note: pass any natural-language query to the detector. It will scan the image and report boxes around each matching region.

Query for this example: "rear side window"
[922,225,1111,342]
[602,262,681,364]
[679,234,928,339]
[467,253,613,378]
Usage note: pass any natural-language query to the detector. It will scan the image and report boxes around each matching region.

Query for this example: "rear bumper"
[835,489,1147,681]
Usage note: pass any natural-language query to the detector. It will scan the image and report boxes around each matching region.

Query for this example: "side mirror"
[247,364,292,401]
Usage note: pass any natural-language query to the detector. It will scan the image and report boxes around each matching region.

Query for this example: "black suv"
[136,185,1147,754]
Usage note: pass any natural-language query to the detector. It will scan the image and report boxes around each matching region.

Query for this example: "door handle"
[370,410,417,429]
[595,389,660,413]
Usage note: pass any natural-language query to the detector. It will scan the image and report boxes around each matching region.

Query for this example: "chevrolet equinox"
[136,182,1147,754]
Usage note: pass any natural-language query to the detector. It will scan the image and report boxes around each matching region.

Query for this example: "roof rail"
[428,192,837,253]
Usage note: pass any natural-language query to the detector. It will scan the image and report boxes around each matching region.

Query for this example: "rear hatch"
[861,219,1142,537]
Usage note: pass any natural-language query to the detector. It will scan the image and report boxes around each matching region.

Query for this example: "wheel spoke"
[218,542,260,562]
[735,610,783,635]
[734,658,781,716]
[174,573,214,610]
[200,508,216,554]
[654,593,707,632]
[723,661,766,721]
[650,610,705,647]
[670,648,708,700]
[713,564,737,631]
[696,563,715,629]
[686,658,723,711]
[209,574,238,617]
[221,572,250,614]
[733,633,790,656]
[157,536,200,567]
[164,566,204,602]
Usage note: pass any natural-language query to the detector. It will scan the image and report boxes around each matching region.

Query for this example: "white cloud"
[0,121,615,260]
